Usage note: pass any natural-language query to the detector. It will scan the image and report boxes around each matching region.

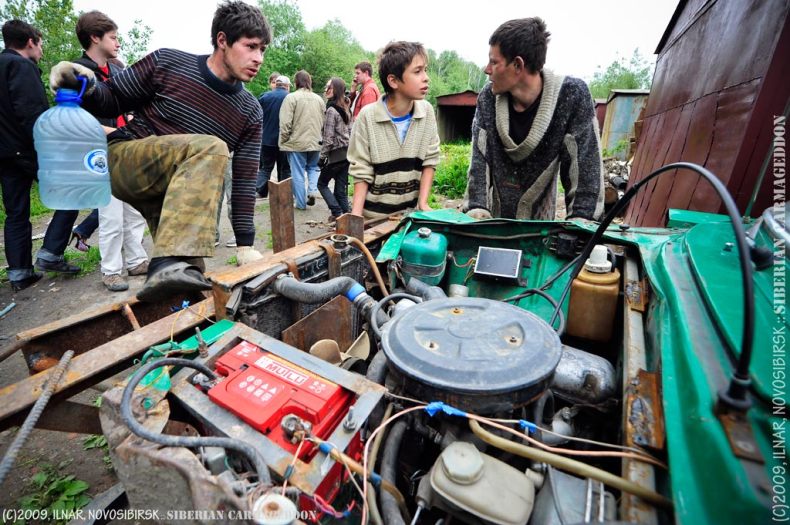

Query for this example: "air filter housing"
[381,297,562,414]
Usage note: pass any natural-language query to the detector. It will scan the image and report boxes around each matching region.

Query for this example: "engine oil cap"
[440,442,484,484]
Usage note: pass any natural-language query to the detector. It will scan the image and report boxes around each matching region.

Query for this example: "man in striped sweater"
[464,18,604,221]
[49,1,271,301]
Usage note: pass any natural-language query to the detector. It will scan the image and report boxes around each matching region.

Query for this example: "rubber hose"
[380,420,408,525]
[405,277,447,301]
[366,350,389,385]
[271,276,359,304]
[468,419,673,509]
[0,350,74,485]
[121,358,272,485]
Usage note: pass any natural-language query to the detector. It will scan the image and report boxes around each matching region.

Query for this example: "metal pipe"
[551,345,617,404]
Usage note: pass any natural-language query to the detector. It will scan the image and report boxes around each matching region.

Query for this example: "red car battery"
[208,340,354,461]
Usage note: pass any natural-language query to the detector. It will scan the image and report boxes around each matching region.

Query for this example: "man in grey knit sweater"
[464,18,604,220]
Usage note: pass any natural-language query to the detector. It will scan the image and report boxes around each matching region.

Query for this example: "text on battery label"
[254,355,310,386]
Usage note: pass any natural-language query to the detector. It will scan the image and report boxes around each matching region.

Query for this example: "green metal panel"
[667,208,729,228]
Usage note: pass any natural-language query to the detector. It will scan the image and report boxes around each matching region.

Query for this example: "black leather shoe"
[10,273,43,292]
[35,258,80,274]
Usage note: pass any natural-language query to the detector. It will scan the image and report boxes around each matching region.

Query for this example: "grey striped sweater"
[464,70,604,220]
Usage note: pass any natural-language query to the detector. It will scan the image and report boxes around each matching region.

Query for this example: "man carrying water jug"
[0,19,83,292]
[48,1,270,301]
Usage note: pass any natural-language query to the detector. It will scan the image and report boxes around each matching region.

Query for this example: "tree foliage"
[588,48,653,100]
[1,0,153,103]
[251,0,484,103]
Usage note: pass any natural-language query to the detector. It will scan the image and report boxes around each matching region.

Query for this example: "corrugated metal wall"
[625,0,789,226]
[600,92,649,159]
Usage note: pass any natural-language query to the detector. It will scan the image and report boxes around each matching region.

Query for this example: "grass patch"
[63,246,101,276]
[226,255,238,265]
[266,230,273,249]
[16,460,91,522]
[433,142,470,199]
[256,202,270,214]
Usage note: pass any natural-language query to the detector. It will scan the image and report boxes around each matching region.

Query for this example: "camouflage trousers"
[108,134,229,258]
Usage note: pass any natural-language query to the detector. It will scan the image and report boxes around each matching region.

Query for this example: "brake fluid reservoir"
[400,227,448,286]
[566,245,621,342]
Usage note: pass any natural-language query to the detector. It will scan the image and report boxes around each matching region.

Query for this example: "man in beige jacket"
[278,70,325,209]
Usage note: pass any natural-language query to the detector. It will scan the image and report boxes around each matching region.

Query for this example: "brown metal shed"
[625,0,789,226]
[436,90,478,142]
[594,99,607,134]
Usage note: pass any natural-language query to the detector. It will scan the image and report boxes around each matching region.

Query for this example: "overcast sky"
[71,0,679,81]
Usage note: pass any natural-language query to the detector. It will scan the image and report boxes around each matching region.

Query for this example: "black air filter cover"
[381,297,562,414]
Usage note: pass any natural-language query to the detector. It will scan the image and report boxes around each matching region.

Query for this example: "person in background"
[349,61,380,121]
[73,10,149,292]
[256,74,291,199]
[0,19,82,292]
[49,1,270,301]
[348,41,440,218]
[278,70,325,210]
[318,77,352,222]
[463,18,604,220]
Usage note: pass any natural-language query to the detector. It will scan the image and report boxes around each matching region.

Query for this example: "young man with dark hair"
[278,70,325,210]
[0,19,83,291]
[71,10,150,292]
[349,60,380,120]
[348,41,440,218]
[49,1,271,301]
[464,17,604,221]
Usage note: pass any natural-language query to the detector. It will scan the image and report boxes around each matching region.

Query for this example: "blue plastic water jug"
[33,81,111,210]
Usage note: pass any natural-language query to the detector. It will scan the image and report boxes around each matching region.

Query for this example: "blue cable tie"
[283,465,294,481]
[369,472,382,487]
[424,401,467,418]
[170,300,191,312]
[345,283,365,302]
[318,441,333,455]
[518,419,538,434]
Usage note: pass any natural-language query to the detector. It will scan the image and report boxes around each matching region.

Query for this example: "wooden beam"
[268,178,295,254]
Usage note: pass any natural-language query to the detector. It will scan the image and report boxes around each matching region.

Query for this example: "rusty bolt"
[509,336,519,344]
[452,307,463,314]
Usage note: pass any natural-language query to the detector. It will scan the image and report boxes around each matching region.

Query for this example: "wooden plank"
[269,178,295,253]
[209,217,401,290]
[0,299,215,426]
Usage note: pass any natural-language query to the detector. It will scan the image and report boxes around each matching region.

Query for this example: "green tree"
[588,48,653,100]
[118,20,153,65]
[0,0,153,100]
[249,0,306,96]
[301,20,370,94]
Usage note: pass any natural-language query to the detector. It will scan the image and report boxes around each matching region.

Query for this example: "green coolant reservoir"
[400,227,448,286]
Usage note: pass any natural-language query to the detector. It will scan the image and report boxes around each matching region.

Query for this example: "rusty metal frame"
[169,322,386,495]
[620,255,660,524]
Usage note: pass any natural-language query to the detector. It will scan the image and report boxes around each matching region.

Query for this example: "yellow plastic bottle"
[566,245,621,342]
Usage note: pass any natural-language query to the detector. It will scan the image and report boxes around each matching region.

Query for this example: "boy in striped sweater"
[348,41,440,219]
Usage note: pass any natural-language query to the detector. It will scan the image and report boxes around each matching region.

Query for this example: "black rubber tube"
[405,277,447,301]
[380,420,407,525]
[366,349,389,385]
[121,358,272,485]
[271,276,359,304]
